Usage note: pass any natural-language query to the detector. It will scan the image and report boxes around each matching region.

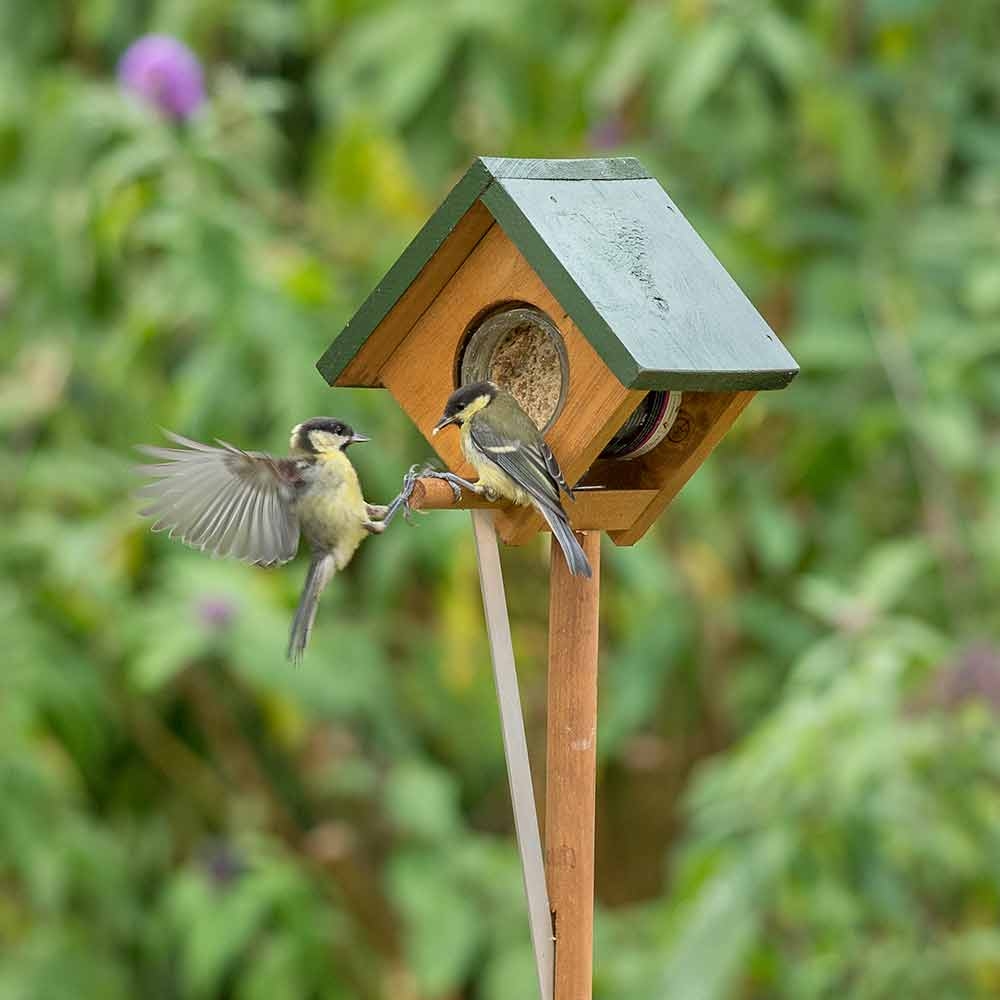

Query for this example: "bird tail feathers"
[287,553,336,663]
[537,504,592,578]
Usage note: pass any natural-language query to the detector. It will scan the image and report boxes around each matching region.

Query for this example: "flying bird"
[136,418,389,661]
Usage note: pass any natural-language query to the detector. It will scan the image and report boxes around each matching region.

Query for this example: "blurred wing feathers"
[136,431,301,566]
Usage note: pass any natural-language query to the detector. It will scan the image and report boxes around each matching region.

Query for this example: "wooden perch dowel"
[406,477,659,534]
[407,476,506,511]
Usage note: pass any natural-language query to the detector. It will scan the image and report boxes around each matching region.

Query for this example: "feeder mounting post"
[546,530,601,1000]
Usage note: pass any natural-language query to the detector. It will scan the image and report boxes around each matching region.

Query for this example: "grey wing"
[469,419,566,514]
[136,430,301,567]
[539,438,574,501]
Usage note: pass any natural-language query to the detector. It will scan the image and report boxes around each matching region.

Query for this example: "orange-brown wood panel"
[546,531,602,1000]
[335,201,494,387]
[379,221,646,545]
[406,477,658,532]
[584,390,756,546]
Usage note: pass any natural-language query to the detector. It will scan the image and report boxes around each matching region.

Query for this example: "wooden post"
[546,531,601,1000]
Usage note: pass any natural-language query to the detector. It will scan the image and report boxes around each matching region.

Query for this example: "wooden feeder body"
[318,158,798,545]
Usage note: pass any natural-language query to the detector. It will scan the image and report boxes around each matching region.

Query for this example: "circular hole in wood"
[459,305,568,432]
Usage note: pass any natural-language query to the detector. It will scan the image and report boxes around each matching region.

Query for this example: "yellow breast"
[294,451,368,568]
[460,424,530,506]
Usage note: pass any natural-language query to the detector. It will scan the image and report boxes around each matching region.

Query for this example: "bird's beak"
[349,432,370,444]
[432,414,456,435]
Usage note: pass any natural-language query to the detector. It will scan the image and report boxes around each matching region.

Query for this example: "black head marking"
[442,381,498,420]
[293,417,357,452]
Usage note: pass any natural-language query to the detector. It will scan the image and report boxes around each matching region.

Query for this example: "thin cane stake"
[471,510,554,1000]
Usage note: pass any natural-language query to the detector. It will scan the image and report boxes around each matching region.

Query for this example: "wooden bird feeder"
[317,157,798,1000]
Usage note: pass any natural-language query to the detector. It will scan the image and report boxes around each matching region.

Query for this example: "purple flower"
[587,113,628,151]
[195,594,238,631]
[117,35,204,121]
[200,840,246,888]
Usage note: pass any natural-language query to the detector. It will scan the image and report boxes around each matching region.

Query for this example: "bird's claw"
[383,465,483,525]
[382,465,422,526]
[418,466,473,502]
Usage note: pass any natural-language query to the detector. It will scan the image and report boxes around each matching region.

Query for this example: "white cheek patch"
[310,430,343,452]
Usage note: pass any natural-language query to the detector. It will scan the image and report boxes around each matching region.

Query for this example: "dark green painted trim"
[479,156,650,181]
[316,156,652,386]
[631,366,799,392]
[479,182,642,385]
[316,159,494,385]
[316,155,801,392]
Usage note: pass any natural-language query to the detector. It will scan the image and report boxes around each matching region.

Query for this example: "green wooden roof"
[317,157,798,391]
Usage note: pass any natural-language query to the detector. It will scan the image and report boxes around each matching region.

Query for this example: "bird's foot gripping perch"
[382,465,495,525]
[416,467,487,502]
[381,465,426,526]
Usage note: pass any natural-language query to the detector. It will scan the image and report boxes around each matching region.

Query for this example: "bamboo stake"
[545,531,601,1000]
[471,511,554,1000]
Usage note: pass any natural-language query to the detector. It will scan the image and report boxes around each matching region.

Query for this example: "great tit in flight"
[428,381,592,577]
[137,418,390,662]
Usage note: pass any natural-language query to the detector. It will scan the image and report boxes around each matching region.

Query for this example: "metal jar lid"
[599,390,683,460]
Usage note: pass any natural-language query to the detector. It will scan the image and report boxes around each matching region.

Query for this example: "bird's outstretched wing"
[136,430,302,567]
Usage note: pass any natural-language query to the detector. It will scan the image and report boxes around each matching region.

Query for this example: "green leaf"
[384,760,462,841]
[590,4,672,111]
[660,855,765,1000]
[388,850,484,996]
[666,22,742,121]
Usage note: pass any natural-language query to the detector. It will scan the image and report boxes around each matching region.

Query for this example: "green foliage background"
[4,1,1000,997]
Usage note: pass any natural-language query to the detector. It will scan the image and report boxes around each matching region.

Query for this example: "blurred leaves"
[3,0,1000,997]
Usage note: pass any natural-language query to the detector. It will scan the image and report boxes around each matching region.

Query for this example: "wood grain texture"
[583,390,756,545]
[546,531,601,1000]
[332,201,494,387]
[378,223,647,544]
[407,478,658,532]
[316,159,494,385]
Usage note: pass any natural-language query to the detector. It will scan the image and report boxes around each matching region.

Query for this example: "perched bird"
[136,418,388,662]
[428,381,592,577]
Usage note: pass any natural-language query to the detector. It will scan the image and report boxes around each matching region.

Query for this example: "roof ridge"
[478,156,650,182]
